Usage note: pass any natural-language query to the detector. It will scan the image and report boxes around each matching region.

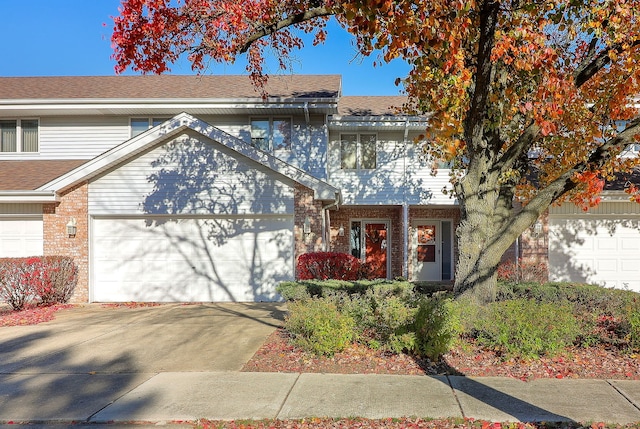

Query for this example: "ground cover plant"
[243,278,640,380]
[194,418,640,429]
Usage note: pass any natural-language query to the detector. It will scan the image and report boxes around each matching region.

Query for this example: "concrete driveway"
[0,303,286,374]
[0,303,286,422]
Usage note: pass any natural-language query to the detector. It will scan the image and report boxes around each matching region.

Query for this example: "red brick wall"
[43,182,89,303]
[293,184,324,271]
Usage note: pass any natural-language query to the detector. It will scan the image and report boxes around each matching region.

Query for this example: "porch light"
[338,224,345,236]
[303,217,311,234]
[66,218,77,237]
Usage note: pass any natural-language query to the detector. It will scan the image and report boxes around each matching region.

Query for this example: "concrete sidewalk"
[2,372,640,425]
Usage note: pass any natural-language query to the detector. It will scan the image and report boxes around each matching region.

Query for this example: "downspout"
[322,191,341,251]
[402,117,410,279]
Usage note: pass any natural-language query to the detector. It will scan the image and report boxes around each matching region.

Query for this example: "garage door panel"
[550,215,640,291]
[621,238,640,251]
[0,219,43,258]
[92,217,293,302]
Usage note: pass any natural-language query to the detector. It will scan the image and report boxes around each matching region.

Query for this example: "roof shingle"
[0,75,341,100]
[337,96,408,116]
[0,160,87,191]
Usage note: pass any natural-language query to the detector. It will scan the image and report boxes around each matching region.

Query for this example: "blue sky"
[0,0,408,95]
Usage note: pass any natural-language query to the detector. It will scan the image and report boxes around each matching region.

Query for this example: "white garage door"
[0,218,43,258]
[549,214,640,291]
[92,216,293,302]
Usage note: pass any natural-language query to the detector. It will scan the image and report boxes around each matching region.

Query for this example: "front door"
[413,220,442,281]
[365,222,388,279]
[350,220,389,279]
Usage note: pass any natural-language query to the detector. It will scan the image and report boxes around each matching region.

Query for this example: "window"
[250,118,291,151]
[340,133,376,169]
[0,119,38,153]
[131,117,170,137]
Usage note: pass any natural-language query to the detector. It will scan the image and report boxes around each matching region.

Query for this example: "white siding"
[201,113,328,179]
[327,130,455,206]
[0,203,42,215]
[33,117,129,160]
[89,133,294,216]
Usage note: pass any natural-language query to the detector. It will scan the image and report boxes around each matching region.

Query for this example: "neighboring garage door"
[549,203,640,291]
[92,216,294,302]
[0,217,43,257]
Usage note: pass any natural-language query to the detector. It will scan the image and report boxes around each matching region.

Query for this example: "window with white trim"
[340,133,377,169]
[250,118,292,151]
[0,119,38,153]
[131,117,170,137]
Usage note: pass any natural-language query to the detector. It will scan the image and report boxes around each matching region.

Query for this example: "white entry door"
[413,220,442,281]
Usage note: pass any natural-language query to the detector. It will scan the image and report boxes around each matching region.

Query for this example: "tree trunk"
[452,163,527,303]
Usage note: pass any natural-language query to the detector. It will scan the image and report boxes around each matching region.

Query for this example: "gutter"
[321,191,342,252]
[0,190,58,203]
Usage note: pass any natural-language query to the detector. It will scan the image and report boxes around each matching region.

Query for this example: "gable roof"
[0,160,87,191]
[39,113,341,203]
[0,75,341,100]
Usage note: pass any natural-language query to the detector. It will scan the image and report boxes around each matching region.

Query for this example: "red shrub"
[297,252,367,280]
[497,258,548,283]
[0,256,78,310]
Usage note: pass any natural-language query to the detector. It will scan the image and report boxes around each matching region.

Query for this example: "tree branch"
[463,0,500,151]
[574,39,640,88]
[239,6,335,54]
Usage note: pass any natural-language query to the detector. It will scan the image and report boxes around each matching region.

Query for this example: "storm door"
[350,220,390,279]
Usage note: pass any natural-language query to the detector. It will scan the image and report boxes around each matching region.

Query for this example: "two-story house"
[0,75,638,303]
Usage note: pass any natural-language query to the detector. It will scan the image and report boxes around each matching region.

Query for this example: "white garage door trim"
[90,215,294,302]
[0,215,43,258]
[549,212,640,291]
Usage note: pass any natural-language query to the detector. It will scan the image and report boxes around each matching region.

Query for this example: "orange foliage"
[112,0,640,208]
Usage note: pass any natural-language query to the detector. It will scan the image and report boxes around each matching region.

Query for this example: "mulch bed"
[243,328,640,381]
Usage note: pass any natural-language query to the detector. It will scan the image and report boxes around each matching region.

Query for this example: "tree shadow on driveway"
[0,329,156,422]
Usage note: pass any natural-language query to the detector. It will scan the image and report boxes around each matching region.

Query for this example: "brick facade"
[328,205,404,278]
[43,182,89,303]
[293,184,325,270]
[325,205,461,281]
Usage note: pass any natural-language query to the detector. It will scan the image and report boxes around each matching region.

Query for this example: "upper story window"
[340,133,377,169]
[0,119,39,153]
[250,118,292,151]
[131,117,170,137]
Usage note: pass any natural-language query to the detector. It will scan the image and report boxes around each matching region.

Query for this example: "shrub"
[276,279,414,301]
[473,299,580,359]
[284,298,355,356]
[497,258,548,283]
[342,289,417,353]
[412,294,462,360]
[0,256,78,310]
[0,259,38,311]
[296,252,364,280]
[43,256,78,304]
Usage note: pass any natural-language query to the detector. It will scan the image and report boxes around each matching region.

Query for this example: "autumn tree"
[113,0,640,302]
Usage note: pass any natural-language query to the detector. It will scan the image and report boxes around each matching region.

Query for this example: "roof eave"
[0,191,58,203]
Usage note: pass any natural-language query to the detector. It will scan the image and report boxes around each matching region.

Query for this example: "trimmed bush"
[276,279,414,301]
[472,299,580,359]
[342,289,417,352]
[284,298,355,356]
[412,294,462,360]
[296,252,368,280]
[0,256,78,310]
